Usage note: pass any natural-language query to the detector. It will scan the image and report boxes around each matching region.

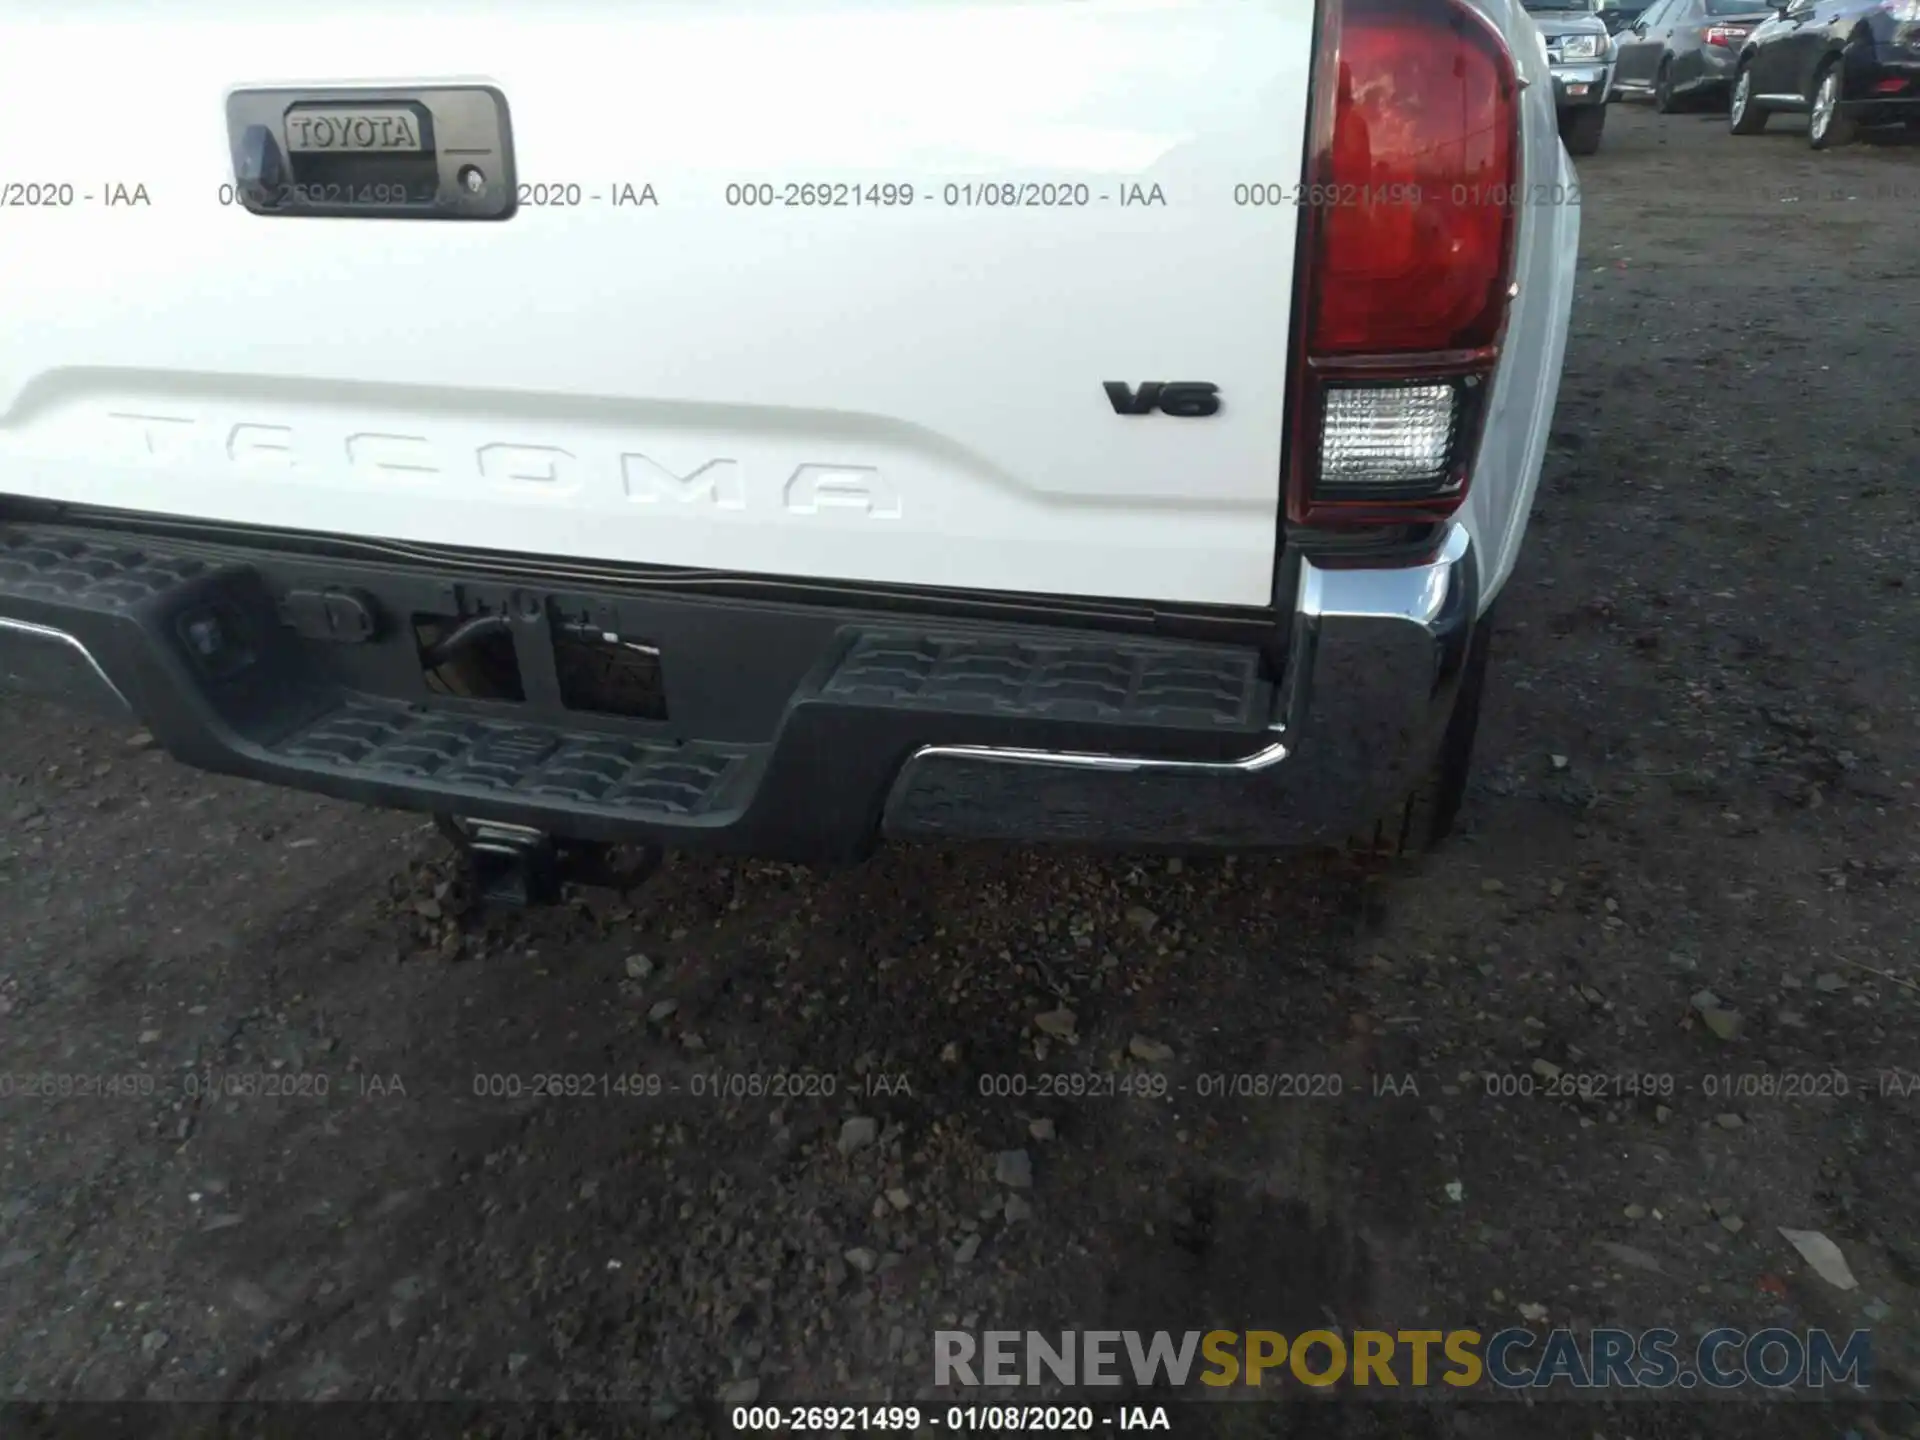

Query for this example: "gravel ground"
[2,104,1919,1439]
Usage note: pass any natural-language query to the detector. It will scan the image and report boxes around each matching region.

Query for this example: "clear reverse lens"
[1318,384,1458,491]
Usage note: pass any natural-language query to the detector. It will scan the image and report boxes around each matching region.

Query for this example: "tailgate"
[0,0,1313,607]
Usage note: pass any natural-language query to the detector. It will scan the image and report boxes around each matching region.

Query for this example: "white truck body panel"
[1462,0,1583,606]
[0,0,1323,607]
[0,0,1576,614]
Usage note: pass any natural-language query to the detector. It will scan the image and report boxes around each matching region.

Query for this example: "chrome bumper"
[0,616,132,717]
[880,523,1481,848]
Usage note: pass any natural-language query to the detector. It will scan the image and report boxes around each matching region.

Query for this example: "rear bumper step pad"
[1,522,1472,857]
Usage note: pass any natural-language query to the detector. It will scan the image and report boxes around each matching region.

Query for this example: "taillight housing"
[1704,25,1747,46]
[1286,0,1522,528]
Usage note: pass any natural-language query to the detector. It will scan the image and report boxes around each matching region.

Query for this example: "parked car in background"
[1612,0,1775,109]
[1526,0,1619,151]
[1732,0,1920,147]
[1600,0,1653,31]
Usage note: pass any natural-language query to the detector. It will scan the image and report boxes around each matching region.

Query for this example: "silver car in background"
[1526,0,1619,152]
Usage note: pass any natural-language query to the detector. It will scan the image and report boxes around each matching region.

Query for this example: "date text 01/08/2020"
[728,1404,1161,1432]
[975,1071,1341,1099]
[466,1069,909,1100]
[722,182,1168,207]
[5,178,1585,212]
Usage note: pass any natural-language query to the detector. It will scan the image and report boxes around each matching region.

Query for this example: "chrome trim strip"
[895,522,1471,779]
[0,617,131,709]
[897,738,1292,777]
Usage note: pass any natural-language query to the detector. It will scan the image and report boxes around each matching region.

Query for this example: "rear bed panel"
[0,0,1313,607]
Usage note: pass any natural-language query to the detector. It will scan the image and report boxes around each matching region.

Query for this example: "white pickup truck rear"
[0,0,1578,880]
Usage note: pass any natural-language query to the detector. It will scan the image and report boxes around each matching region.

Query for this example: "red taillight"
[1288,0,1522,527]
[1704,25,1746,45]
[1310,0,1518,354]
[1873,76,1911,93]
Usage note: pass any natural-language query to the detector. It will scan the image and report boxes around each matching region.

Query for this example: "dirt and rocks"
[2,105,1919,1439]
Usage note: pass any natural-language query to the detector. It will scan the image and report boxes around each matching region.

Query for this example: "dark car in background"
[1613,0,1776,108]
[1731,0,1920,146]
[1601,2,1653,33]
